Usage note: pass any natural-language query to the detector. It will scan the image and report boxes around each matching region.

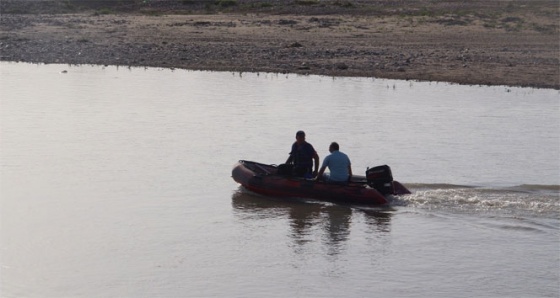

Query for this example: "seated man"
[317,142,352,183]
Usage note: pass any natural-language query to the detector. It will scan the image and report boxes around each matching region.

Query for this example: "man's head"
[329,142,339,152]
[296,130,306,143]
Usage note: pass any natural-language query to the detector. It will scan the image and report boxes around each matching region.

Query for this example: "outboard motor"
[366,165,394,195]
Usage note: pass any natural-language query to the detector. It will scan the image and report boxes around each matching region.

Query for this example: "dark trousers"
[294,166,311,177]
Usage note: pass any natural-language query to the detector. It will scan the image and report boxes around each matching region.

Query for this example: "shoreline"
[1,1,558,89]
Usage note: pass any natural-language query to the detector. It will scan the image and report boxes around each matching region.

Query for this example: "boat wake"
[232,183,558,219]
[391,183,559,218]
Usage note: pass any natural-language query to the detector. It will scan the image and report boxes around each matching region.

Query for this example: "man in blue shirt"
[317,142,352,183]
[286,130,320,178]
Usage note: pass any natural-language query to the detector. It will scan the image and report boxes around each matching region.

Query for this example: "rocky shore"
[1,0,558,89]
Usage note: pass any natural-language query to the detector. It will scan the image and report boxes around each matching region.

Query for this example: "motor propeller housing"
[366,165,394,195]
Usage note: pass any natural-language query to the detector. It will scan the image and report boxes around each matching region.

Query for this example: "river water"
[1,62,558,297]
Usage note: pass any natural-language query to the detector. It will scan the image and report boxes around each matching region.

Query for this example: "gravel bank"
[1,0,558,89]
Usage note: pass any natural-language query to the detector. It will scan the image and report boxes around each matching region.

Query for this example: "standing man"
[286,130,320,178]
[317,142,352,183]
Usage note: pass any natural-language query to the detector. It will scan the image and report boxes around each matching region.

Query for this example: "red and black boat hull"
[232,160,410,205]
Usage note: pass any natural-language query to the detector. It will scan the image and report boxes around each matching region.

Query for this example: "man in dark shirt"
[286,130,320,178]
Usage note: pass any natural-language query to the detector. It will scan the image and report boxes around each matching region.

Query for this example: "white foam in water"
[397,184,559,217]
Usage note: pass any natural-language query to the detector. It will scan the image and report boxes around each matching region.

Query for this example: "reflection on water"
[231,189,393,255]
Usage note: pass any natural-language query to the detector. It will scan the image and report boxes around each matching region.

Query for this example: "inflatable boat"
[231,160,411,205]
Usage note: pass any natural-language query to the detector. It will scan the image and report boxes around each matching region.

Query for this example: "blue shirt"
[321,150,351,182]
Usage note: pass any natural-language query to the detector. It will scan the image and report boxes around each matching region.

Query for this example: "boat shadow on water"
[231,188,394,254]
